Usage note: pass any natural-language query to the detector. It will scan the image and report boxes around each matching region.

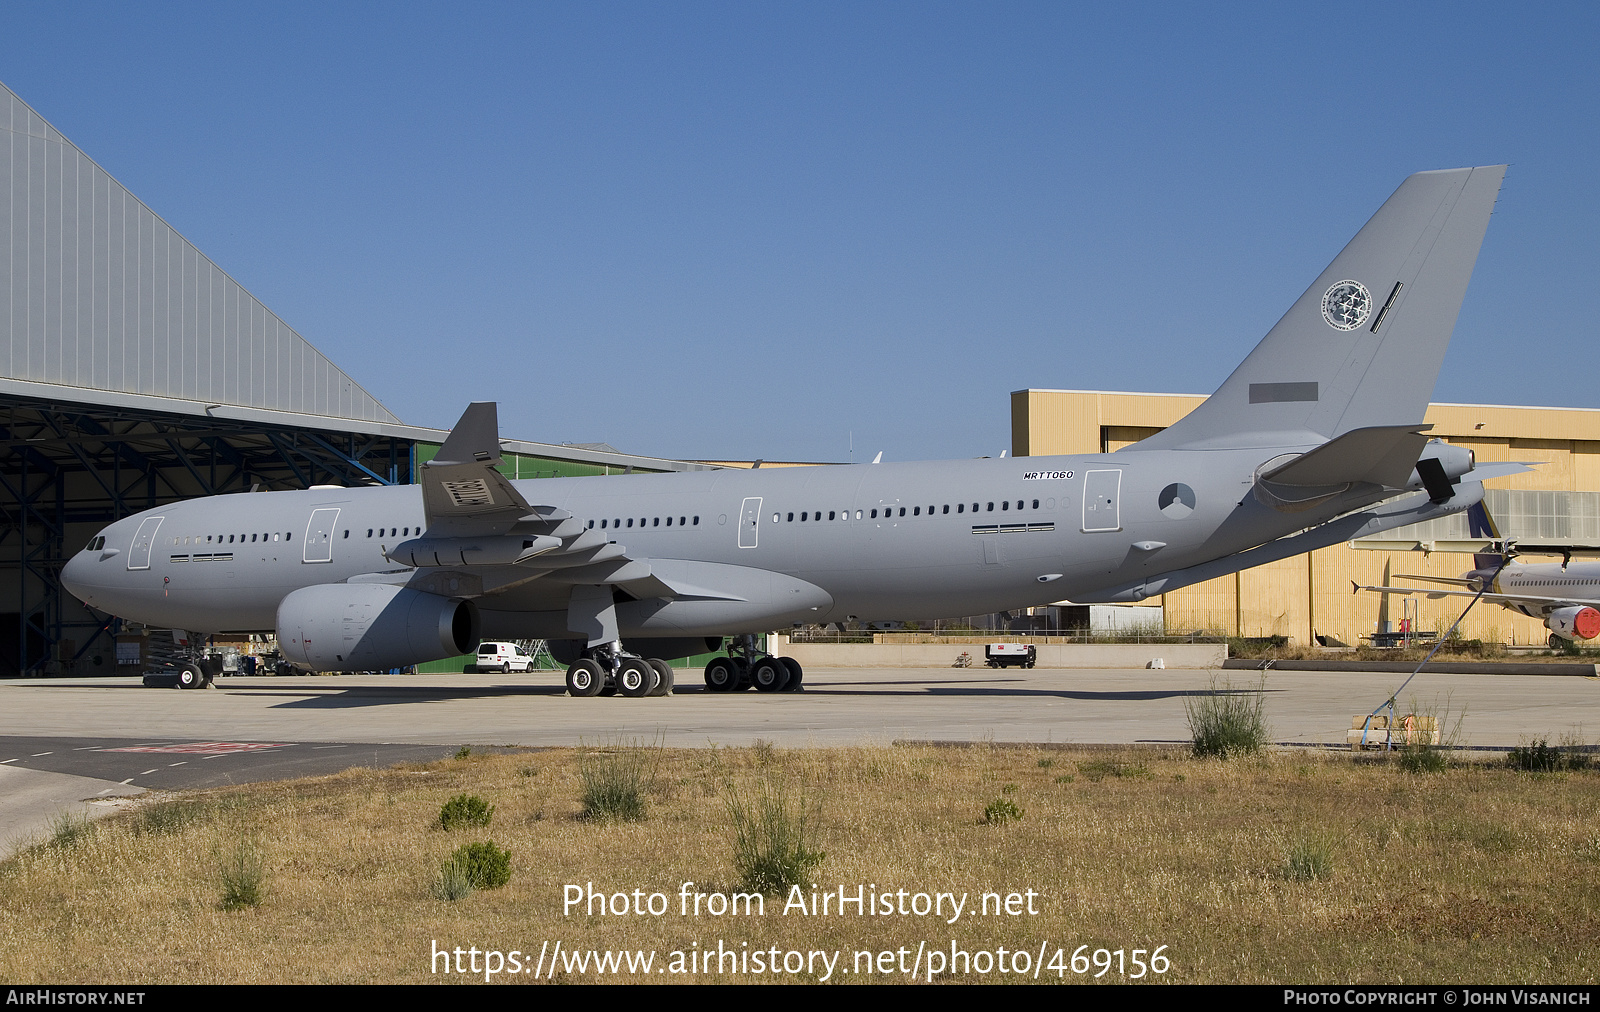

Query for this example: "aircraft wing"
[381,402,731,604]
[1392,574,1489,588]
[1353,582,1595,613]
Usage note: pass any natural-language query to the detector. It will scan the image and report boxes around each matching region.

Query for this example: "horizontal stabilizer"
[1459,462,1534,484]
[1260,424,1431,488]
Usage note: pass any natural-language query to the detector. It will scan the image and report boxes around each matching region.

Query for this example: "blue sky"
[4,3,1596,462]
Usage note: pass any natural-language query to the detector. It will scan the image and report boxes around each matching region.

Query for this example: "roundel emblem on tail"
[1321,280,1372,331]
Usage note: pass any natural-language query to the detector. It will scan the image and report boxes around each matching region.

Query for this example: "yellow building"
[1012,390,1600,646]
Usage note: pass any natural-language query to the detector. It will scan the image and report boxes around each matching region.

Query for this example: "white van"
[469,642,538,673]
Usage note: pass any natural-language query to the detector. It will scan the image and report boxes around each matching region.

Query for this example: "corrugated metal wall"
[1,81,399,424]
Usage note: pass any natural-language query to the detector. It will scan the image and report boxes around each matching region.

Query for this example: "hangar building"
[0,80,705,677]
[1013,389,1600,646]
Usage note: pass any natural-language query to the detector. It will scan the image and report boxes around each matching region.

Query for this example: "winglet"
[429,403,503,467]
[420,403,531,532]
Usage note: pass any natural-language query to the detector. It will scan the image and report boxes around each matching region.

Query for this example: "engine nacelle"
[1546,606,1600,642]
[277,584,480,672]
[1407,440,1475,491]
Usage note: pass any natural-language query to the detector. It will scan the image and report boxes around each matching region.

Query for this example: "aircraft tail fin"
[1134,166,1506,451]
[1467,500,1509,571]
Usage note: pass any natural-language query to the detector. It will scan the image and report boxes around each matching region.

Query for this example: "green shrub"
[445,841,511,890]
[433,855,476,901]
[726,781,826,894]
[1283,835,1334,881]
[46,811,95,850]
[1397,743,1448,774]
[1507,738,1591,772]
[982,798,1025,825]
[439,793,495,830]
[219,837,266,910]
[580,742,656,822]
[1186,678,1270,757]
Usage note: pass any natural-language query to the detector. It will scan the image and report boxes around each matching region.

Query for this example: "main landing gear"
[703,634,804,694]
[565,642,674,699]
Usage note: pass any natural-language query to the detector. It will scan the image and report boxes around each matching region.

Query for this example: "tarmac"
[2,664,1595,858]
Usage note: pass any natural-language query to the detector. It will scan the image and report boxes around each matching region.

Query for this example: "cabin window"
[693,516,700,525]
[627,518,634,528]
[653,517,660,527]
[1032,499,1040,509]
[772,513,780,523]
[829,511,836,520]
[680,517,687,526]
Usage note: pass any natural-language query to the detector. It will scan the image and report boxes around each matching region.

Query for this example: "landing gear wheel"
[778,656,804,692]
[646,659,674,696]
[705,656,738,692]
[1550,633,1565,649]
[176,663,205,690]
[752,656,790,693]
[617,658,654,698]
[566,658,604,697]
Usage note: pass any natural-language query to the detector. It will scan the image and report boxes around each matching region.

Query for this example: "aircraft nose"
[61,550,93,603]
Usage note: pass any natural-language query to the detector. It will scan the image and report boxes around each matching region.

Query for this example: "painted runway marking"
[101,742,292,755]
[139,769,157,775]
[30,752,52,756]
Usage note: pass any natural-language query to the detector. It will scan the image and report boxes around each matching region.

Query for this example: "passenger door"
[303,508,341,564]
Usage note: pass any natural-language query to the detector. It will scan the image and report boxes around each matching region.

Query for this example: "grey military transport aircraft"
[63,166,1523,698]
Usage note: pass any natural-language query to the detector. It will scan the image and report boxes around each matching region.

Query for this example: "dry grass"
[1,744,1597,983]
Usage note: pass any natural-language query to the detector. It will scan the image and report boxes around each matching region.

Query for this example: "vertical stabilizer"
[1133,166,1505,451]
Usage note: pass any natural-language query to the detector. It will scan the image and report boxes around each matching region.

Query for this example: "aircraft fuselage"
[66,446,1305,639]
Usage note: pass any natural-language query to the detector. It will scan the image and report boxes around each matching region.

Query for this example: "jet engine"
[1545,606,1600,642]
[277,584,480,672]
[1406,441,1475,499]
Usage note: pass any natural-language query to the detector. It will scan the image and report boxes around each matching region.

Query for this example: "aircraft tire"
[778,656,803,692]
[176,663,205,690]
[566,659,605,697]
[752,656,790,693]
[704,657,737,692]
[617,658,654,698]
[646,659,673,696]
